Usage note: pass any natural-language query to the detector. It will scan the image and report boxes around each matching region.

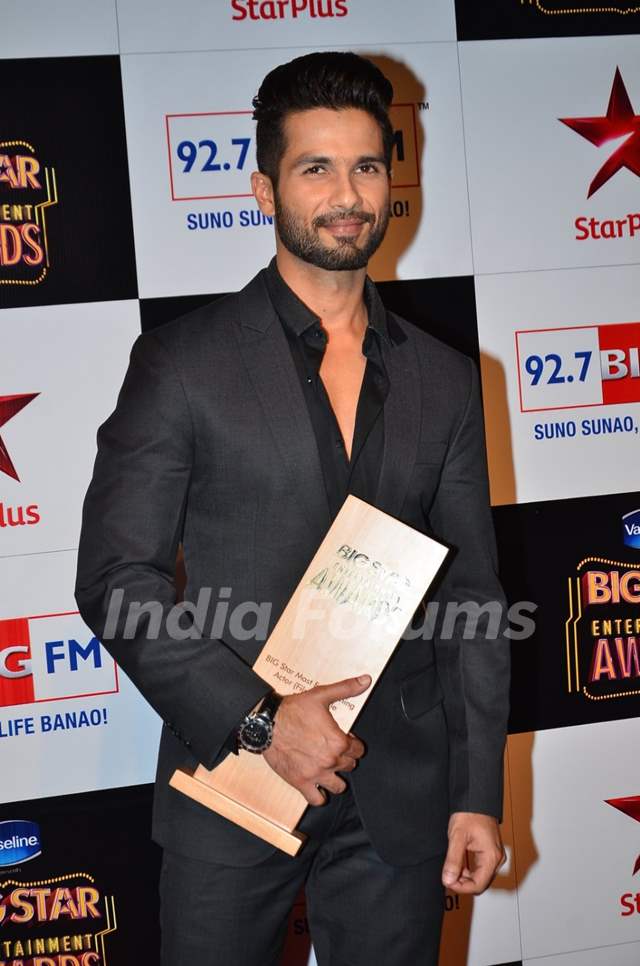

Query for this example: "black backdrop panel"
[0,56,137,310]
[140,292,225,332]
[494,489,640,734]
[0,785,160,962]
[455,0,640,40]
[377,276,480,364]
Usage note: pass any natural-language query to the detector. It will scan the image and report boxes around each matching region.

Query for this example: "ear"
[251,170,276,217]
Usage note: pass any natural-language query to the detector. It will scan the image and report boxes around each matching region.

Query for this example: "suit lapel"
[375,323,422,518]
[232,272,332,547]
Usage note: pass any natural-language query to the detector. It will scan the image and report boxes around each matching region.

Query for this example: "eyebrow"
[292,154,386,168]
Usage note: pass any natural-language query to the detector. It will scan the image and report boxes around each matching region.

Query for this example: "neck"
[275,245,368,338]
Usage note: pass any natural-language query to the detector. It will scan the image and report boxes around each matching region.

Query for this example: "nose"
[328,166,362,211]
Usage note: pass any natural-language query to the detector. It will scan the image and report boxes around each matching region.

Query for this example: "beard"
[273,194,390,271]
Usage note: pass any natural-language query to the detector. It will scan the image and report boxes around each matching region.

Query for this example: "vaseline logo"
[623,509,640,550]
[0,819,41,867]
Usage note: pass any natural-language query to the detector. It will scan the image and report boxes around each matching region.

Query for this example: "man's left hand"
[441,812,506,895]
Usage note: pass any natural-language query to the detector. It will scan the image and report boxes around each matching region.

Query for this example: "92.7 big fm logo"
[0,613,118,710]
[516,320,640,416]
[165,105,421,203]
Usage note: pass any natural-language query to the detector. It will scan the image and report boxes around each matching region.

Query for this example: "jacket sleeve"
[74,328,270,769]
[429,356,511,821]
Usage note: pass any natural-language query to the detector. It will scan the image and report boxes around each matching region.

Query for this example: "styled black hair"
[252,51,394,184]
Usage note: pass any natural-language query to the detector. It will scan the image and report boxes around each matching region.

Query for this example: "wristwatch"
[236,691,282,754]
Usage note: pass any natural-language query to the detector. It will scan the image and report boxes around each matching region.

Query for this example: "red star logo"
[0,393,40,482]
[606,795,640,875]
[560,67,640,198]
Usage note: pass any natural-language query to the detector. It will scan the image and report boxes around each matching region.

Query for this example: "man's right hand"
[262,675,371,805]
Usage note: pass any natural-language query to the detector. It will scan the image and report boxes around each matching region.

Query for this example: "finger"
[452,851,501,895]
[315,675,372,706]
[336,755,357,773]
[451,870,492,895]
[318,774,347,795]
[345,735,366,759]
[303,783,327,806]
[445,876,481,896]
[322,729,364,766]
[442,831,467,888]
[470,851,503,893]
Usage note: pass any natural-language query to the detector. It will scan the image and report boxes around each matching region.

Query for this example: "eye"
[356,163,382,175]
[303,164,326,175]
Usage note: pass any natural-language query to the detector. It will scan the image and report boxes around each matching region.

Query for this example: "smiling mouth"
[320,219,369,238]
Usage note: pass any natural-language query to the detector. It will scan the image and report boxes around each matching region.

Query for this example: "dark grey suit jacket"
[74,268,510,867]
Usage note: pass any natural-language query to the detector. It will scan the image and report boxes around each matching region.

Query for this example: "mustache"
[312,209,376,229]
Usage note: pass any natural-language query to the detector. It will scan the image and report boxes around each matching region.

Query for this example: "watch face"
[239,713,272,753]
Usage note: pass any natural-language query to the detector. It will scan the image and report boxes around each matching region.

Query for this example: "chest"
[318,340,367,460]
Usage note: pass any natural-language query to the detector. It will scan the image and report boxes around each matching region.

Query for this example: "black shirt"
[230,260,401,752]
[264,257,393,520]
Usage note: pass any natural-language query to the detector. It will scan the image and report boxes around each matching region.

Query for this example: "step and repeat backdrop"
[1,2,640,964]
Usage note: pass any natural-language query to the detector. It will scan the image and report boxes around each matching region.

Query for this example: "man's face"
[272,107,391,271]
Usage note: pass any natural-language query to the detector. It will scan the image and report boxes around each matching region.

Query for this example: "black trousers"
[159,782,446,966]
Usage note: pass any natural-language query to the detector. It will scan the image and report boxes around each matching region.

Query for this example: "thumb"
[442,830,466,887]
[316,675,372,706]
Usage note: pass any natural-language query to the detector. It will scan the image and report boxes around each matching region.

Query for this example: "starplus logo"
[606,795,640,916]
[231,0,347,20]
[560,68,640,241]
[0,392,41,530]
[560,68,640,199]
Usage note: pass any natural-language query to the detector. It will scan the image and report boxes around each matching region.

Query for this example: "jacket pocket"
[400,663,444,720]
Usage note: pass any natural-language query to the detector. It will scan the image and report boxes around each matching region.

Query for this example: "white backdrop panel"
[459,35,640,275]
[476,263,640,506]
[115,0,457,54]
[0,0,118,58]
[510,719,640,961]
[121,42,472,298]
[0,549,161,802]
[439,744,522,966]
[0,300,141,557]
[524,941,640,966]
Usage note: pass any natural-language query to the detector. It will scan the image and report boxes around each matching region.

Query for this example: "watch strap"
[258,690,282,721]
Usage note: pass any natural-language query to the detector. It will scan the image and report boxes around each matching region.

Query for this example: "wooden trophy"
[170,495,449,856]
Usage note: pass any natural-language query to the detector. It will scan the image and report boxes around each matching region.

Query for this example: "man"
[75,51,510,965]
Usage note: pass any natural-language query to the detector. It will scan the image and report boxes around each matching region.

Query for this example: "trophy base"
[170,767,307,857]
